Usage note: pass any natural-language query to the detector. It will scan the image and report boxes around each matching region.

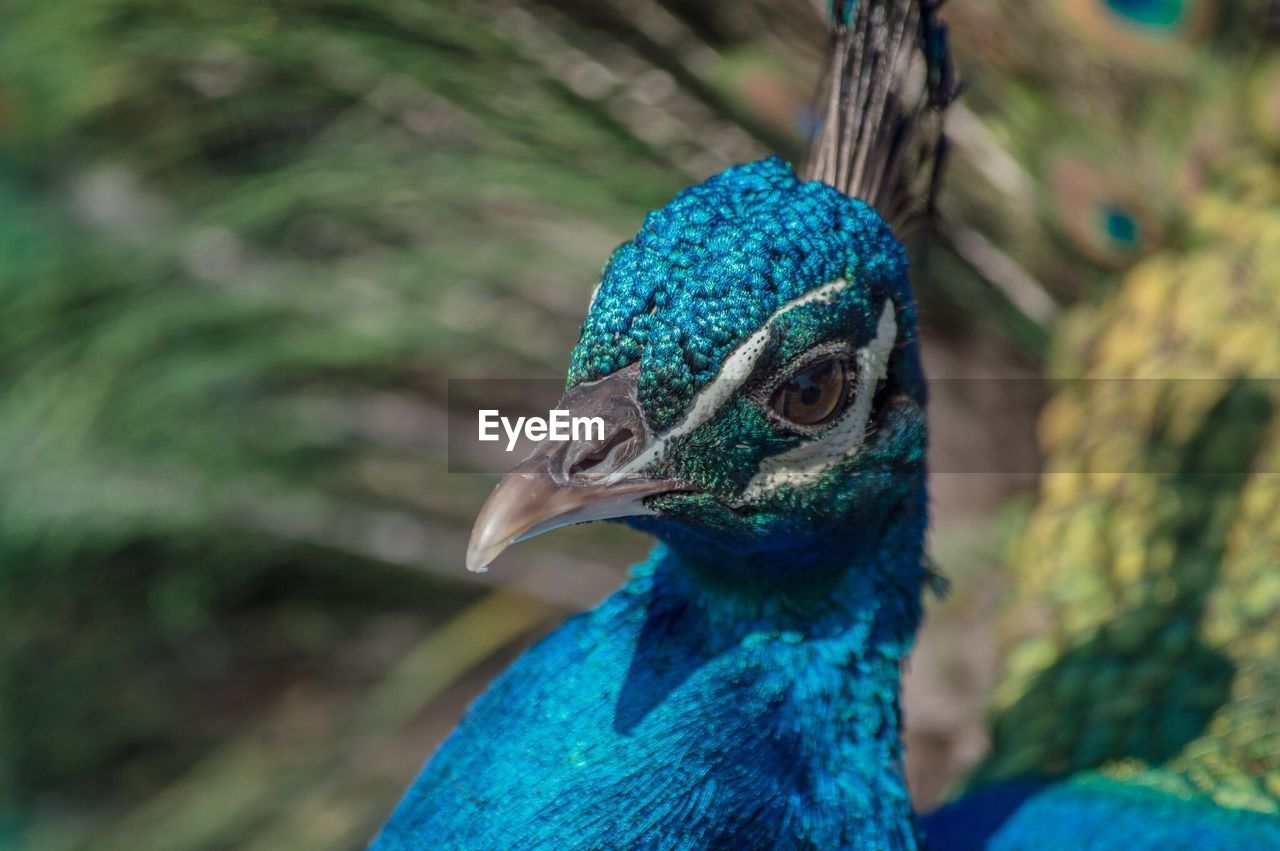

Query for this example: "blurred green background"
[2,0,1277,848]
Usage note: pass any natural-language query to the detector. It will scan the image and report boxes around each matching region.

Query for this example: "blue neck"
[375,485,928,849]
[608,487,928,846]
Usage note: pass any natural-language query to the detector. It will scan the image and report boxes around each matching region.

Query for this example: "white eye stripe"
[600,279,852,484]
[739,299,897,502]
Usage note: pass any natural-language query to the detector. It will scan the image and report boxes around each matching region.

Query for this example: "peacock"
[4,0,1278,845]
[372,1,1280,848]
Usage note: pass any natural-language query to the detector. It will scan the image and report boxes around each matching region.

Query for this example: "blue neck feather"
[374,482,929,850]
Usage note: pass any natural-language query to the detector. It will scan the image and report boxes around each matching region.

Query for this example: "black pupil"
[794,364,831,407]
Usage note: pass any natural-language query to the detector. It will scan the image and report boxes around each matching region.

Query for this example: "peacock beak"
[465,364,690,572]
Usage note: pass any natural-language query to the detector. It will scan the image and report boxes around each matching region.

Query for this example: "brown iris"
[771,358,851,427]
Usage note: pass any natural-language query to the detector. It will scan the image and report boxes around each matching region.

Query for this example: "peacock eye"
[771,357,852,427]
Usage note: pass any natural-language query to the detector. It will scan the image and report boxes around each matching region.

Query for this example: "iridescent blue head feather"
[569,157,915,426]
[561,157,926,578]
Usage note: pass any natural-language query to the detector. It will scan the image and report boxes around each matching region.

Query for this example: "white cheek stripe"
[600,278,851,484]
[740,299,897,502]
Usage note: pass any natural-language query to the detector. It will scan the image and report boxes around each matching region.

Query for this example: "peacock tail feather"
[972,117,1280,814]
[939,0,1277,317]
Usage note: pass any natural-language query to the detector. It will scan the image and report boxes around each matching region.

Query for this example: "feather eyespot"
[771,357,852,427]
[1057,0,1216,55]
[1049,157,1161,267]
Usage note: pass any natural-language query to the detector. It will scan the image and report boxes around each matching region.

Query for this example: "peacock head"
[468,157,927,582]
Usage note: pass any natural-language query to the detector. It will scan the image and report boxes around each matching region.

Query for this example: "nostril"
[569,428,635,478]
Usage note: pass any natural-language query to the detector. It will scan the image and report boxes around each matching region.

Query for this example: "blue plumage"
[567,158,908,433]
[921,775,1280,850]
[376,536,924,849]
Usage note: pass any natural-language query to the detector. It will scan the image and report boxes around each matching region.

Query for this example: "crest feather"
[805,0,959,232]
